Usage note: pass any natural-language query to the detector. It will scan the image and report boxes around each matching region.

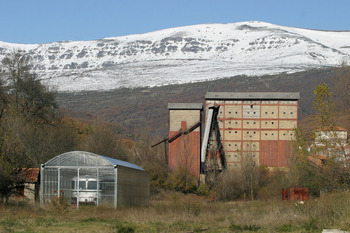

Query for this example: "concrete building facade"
[168,103,202,178]
[204,92,299,170]
[166,92,300,180]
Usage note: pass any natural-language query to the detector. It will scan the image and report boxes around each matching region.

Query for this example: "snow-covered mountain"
[1,21,350,92]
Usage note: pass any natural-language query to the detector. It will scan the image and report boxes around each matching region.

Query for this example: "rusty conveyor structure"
[200,105,226,174]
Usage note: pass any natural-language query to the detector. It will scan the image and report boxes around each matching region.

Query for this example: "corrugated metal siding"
[284,187,308,201]
[278,141,292,167]
[260,141,292,167]
[260,141,278,166]
[168,131,201,179]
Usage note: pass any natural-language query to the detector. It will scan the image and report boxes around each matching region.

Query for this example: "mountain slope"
[1,21,349,92]
[57,68,336,137]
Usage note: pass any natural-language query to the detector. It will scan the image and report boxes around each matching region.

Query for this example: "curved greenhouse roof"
[44,151,144,171]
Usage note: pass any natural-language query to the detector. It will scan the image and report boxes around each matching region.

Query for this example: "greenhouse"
[40,151,149,208]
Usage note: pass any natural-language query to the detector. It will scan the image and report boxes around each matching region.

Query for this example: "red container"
[282,188,288,200]
[289,188,295,200]
[302,188,308,201]
[282,187,308,201]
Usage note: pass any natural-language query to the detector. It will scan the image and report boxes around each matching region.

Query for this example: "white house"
[314,126,348,147]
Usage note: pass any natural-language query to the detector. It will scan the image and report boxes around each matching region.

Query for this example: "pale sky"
[1,0,349,44]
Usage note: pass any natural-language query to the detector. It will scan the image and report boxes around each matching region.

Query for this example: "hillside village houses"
[309,126,350,165]
[315,126,348,147]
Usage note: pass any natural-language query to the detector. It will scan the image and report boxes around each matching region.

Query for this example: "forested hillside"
[57,68,337,139]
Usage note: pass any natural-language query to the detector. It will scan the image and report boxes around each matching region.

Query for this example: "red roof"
[16,168,39,183]
[316,155,327,160]
[316,126,347,131]
[309,154,327,160]
[308,155,327,167]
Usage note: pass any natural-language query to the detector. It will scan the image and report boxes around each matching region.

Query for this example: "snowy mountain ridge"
[0,21,349,92]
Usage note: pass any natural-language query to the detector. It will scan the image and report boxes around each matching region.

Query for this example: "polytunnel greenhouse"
[40,151,149,208]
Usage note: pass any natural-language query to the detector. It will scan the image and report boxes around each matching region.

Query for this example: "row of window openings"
[228,121,275,125]
[228,131,257,134]
[228,131,275,136]
[228,144,257,147]
[219,111,294,115]
[228,154,256,158]
[227,131,293,136]
[262,133,293,136]
[219,111,260,115]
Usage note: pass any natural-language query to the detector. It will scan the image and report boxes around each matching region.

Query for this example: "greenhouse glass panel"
[59,168,77,205]
[42,168,58,204]
[117,166,150,206]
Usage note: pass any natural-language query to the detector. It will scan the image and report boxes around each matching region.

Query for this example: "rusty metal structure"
[282,187,308,201]
[165,92,300,183]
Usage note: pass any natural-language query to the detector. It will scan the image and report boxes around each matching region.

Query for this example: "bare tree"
[1,51,58,123]
[1,51,31,108]
[241,143,259,200]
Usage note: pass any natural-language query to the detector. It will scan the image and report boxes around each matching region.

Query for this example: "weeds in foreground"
[275,224,297,232]
[112,222,135,233]
[302,218,320,232]
[0,190,349,232]
[229,223,261,231]
[50,195,68,213]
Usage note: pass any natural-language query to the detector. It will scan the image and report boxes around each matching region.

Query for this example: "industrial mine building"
[167,92,300,182]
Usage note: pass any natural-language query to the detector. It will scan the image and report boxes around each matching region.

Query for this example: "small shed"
[13,168,40,203]
[40,151,149,208]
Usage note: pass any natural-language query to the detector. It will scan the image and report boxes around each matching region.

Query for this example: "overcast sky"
[1,0,349,44]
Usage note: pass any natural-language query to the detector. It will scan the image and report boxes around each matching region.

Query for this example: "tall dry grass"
[0,190,350,232]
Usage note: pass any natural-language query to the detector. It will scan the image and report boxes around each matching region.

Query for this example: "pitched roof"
[316,126,347,131]
[308,155,327,167]
[17,168,39,183]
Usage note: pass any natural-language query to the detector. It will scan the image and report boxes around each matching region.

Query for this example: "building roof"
[205,92,300,100]
[168,103,203,110]
[17,168,39,183]
[44,151,144,171]
[308,155,327,167]
[316,126,347,131]
[314,155,328,160]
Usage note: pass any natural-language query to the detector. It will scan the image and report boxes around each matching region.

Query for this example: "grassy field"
[1,190,350,232]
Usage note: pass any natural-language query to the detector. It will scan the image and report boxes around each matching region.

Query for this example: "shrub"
[302,218,319,232]
[165,168,197,194]
[213,169,245,201]
[196,184,209,196]
[229,223,261,232]
[50,195,68,212]
[113,221,136,233]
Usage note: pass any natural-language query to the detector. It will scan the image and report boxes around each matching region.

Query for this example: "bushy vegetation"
[0,52,141,201]
[1,51,350,231]
[1,190,350,232]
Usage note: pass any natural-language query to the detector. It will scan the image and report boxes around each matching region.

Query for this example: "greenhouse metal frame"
[40,151,149,209]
